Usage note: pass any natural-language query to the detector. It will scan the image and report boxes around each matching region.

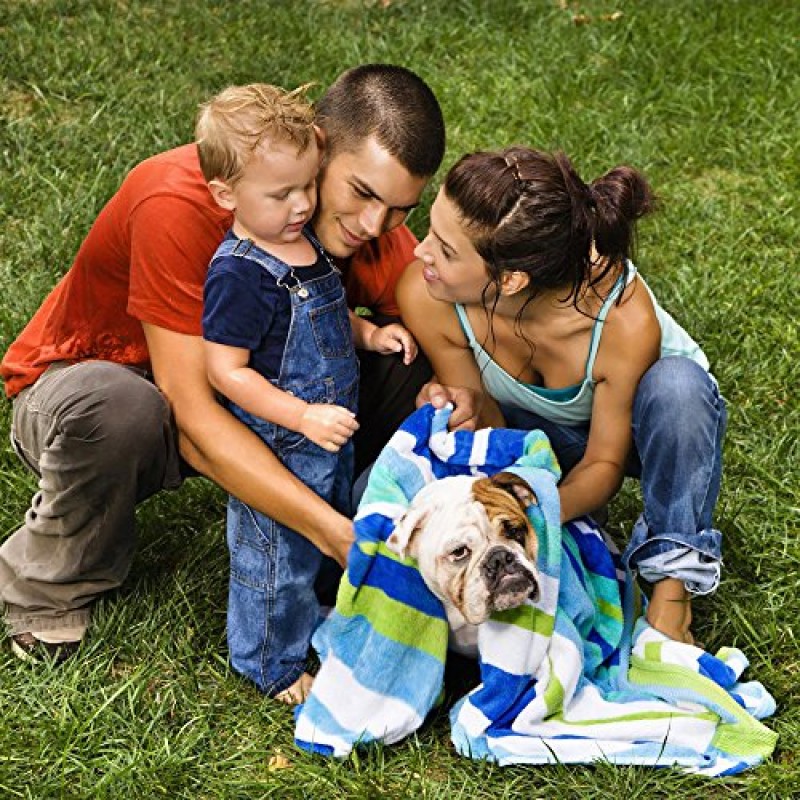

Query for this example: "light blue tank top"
[455,263,709,425]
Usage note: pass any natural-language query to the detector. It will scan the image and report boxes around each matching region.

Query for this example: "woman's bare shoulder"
[397,260,467,347]
[596,276,661,377]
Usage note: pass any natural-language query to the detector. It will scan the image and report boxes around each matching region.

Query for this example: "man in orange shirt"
[0,64,445,663]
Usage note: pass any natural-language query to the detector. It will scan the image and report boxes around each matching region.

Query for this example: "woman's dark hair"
[443,147,655,309]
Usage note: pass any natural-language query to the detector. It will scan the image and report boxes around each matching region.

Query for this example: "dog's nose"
[483,546,516,580]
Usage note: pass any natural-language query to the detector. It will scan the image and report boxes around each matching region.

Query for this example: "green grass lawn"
[1,0,797,797]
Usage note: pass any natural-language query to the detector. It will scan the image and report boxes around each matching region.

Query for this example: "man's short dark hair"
[316,64,445,178]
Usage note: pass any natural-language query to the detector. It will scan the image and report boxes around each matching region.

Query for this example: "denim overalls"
[211,232,358,696]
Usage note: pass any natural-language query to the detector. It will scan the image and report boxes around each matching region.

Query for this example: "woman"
[398,147,726,643]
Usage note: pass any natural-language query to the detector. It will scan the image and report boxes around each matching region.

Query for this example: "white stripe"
[453,696,492,735]
[508,711,715,751]
[488,736,705,767]
[293,718,355,758]
[395,448,437,485]
[385,429,419,457]
[468,428,491,467]
[354,500,408,523]
[429,429,456,461]
[304,654,424,745]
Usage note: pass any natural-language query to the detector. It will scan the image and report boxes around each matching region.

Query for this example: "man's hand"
[299,403,359,451]
[415,381,482,430]
[365,322,418,365]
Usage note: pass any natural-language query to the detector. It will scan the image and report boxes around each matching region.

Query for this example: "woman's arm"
[557,288,661,523]
[397,261,504,429]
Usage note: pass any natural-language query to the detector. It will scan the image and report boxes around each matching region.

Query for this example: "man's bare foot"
[274,672,314,705]
[646,578,695,644]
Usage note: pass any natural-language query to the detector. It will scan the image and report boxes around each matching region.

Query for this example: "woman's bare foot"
[646,578,694,644]
[274,672,314,705]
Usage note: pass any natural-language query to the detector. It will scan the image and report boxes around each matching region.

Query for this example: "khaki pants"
[0,362,182,637]
[1,339,430,640]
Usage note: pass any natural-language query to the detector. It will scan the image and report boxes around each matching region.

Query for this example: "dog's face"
[387,472,540,627]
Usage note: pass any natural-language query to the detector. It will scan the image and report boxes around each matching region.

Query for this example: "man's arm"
[143,322,354,565]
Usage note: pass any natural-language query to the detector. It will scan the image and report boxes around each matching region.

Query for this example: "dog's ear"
[386,505,429,559]
[490,471,537,509]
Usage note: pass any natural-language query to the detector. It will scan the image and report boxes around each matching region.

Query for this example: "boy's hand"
[299,404,359,451]
[366,323,418,365]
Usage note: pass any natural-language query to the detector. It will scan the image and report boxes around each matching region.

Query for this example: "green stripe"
[644,641,663,661]
[629,654,777,758]
[712,713,780,757]
[596,596,624,622]
[355,538,414,567]
[543,659,565,715]
[548,708,717,726]
[336,577,448,660]
[360,462,410,506]
[491,604,555,637]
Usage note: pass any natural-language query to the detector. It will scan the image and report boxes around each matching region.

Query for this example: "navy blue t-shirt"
[202,235,334,380]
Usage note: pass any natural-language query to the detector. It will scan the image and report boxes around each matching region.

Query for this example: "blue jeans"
[225,421,354,696]
[214,233,358,696]
[502,357,727,595]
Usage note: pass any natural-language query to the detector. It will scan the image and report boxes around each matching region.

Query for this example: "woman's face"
[414,189,494,304]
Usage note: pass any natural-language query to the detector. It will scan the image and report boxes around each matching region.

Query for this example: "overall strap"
[210,236,293,283]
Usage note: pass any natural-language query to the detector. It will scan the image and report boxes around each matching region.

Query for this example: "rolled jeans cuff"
[622,515,722,595]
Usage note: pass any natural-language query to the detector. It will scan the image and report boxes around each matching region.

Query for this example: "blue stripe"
[568,524,618,581]
[294,737,336,756]
[360,554,446,619]
[729,692,747,709]
[468,662,537,723]
[562,541,588,589]
[315,613,445,705]
[587,628,615,661]
[697,652,736,688]
[296,694,372,749]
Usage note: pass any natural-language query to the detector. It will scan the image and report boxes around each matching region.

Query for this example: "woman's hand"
[416,381,483,430]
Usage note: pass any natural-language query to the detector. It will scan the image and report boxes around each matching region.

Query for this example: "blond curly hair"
[195,83,315,185]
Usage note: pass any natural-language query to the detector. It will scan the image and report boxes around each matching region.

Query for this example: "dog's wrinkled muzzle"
[481,546,539,608]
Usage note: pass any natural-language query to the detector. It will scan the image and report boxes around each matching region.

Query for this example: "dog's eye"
[502,520,527,544]
[449,545,471,562]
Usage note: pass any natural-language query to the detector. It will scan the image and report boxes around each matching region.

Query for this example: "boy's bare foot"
[646,578,695,644]
[274,672,314,705]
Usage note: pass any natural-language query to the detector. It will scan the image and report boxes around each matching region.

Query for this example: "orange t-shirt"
[1,144,418,398]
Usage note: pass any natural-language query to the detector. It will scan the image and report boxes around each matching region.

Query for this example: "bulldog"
[386,472,540,656]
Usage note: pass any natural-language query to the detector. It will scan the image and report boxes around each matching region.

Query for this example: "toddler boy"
[198,84,416,703]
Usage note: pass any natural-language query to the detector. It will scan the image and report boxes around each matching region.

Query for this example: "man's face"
[313,136,429,258]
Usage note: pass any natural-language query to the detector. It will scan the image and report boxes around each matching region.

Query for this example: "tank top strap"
[454,303,478,347]
[583,263,638,381]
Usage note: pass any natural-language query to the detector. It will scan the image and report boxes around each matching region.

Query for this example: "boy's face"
[212,138,320,248]
[313,136,428,258]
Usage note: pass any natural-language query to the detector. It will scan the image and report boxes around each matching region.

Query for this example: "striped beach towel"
[295,405,777,775]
